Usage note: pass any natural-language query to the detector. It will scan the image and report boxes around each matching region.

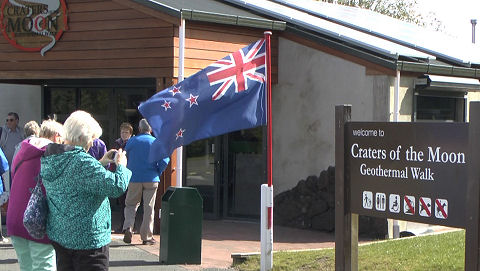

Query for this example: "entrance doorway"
[43,83,155,148]
[184,137,222,219]
[44,82,266,220]
[184,127,265,220]
[225,128,264,219]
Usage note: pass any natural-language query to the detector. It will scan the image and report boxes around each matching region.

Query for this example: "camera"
[108,151,118,160]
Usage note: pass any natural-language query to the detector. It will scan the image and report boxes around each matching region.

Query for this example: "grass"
[233,230,465,271]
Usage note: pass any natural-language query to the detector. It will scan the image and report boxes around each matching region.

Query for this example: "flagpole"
[261,31,273,271]
[265,31,273,225]
[175,18,185,188]
[265,48,272,187]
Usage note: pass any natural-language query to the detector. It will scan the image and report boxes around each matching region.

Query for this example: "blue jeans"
[11,236,56,271]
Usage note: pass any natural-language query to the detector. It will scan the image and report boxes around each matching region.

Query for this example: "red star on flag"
[185,93,199,108]
[169,86,181,96]
[176,128,185,140]
[161,100,171,111]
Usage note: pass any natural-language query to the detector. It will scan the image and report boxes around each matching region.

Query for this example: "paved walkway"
[0,236,187,271]
[1,218,458,271]
[113,219,336,270]
[1,219,336,271]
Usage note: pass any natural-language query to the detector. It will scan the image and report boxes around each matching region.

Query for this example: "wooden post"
[335,105,358,271]
[465,102,480,270]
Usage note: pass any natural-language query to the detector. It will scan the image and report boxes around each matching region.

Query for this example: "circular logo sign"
[0,0,68,56]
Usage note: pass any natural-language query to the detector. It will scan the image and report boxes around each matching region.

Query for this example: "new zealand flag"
[139,39,267,162]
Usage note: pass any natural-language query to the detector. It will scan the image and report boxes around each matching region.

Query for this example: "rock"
[283,214,311,229]
[274,190,290,204]
[305,175,318,190]
[307,198,328,216]
[296,179,309,195]
[319,191,335,208]
[327,166,335,185]
[274,196,299,222]
[317,170,328,190]
[311,208,335,231]
[273,166,386,240]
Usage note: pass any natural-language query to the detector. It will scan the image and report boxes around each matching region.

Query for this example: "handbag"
[23,175,48,239]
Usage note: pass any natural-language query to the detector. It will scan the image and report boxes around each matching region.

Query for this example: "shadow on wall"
[274,166,388,239]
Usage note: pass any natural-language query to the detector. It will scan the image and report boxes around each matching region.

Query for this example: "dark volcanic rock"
[274,166,387,239]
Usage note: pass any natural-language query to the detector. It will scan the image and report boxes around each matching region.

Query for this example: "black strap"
[14,160,24,173]
[11,159,25,181]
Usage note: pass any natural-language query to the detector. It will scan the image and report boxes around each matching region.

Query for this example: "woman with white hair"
[40,111,131,271]
[7,119,64,271]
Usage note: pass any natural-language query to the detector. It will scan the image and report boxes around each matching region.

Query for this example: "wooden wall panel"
[0,48,171,61]
[0,0,175,80]
[66,1,126,12]
[68,9,153,22]
[0,0,278,82]
[63,28,173,41]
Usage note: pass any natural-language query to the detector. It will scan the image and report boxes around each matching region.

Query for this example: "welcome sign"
[335,104,480,271]
[0,0,68,56]
[345,122,468,227]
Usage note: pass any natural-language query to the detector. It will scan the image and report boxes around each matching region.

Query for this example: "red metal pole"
[264,31,273,229]
[265,31,272,187]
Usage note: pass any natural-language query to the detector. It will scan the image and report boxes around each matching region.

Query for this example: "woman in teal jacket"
[41,111,131,271]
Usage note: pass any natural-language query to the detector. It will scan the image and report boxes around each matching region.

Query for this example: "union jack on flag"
[207,39,266,100]
[139,38,268,162]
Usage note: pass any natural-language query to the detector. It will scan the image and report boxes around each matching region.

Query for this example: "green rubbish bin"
[160,187,203,265]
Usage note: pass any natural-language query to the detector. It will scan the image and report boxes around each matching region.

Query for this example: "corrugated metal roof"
[224,0,480,78]
[133,0,286,30]
[274,0,480,66]
[223,0,435,61]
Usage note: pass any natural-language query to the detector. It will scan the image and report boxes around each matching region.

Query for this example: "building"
[1,0,479,225]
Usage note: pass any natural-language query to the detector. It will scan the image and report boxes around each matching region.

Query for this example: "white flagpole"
[175,18,185,188]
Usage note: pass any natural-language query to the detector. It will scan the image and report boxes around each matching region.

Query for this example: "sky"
[418,0,480,43]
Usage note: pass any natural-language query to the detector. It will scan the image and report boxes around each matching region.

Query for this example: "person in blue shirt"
[122,119,169,245]
[0,147,9,241]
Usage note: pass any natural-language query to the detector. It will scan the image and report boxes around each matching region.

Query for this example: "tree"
[319,0,443,31]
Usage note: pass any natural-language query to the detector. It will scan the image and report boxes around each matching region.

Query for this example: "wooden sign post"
[335,105,358,271]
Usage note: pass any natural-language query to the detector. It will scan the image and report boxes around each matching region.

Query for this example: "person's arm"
[156,157,170,176]
[0,126,6,149]
[0,148,8,175]
[79,153,131,198]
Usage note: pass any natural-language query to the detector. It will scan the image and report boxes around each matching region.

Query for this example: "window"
[414,92,465,122]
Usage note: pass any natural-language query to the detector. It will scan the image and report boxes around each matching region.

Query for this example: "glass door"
[225,127,264,219]
[184,137,222,219]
